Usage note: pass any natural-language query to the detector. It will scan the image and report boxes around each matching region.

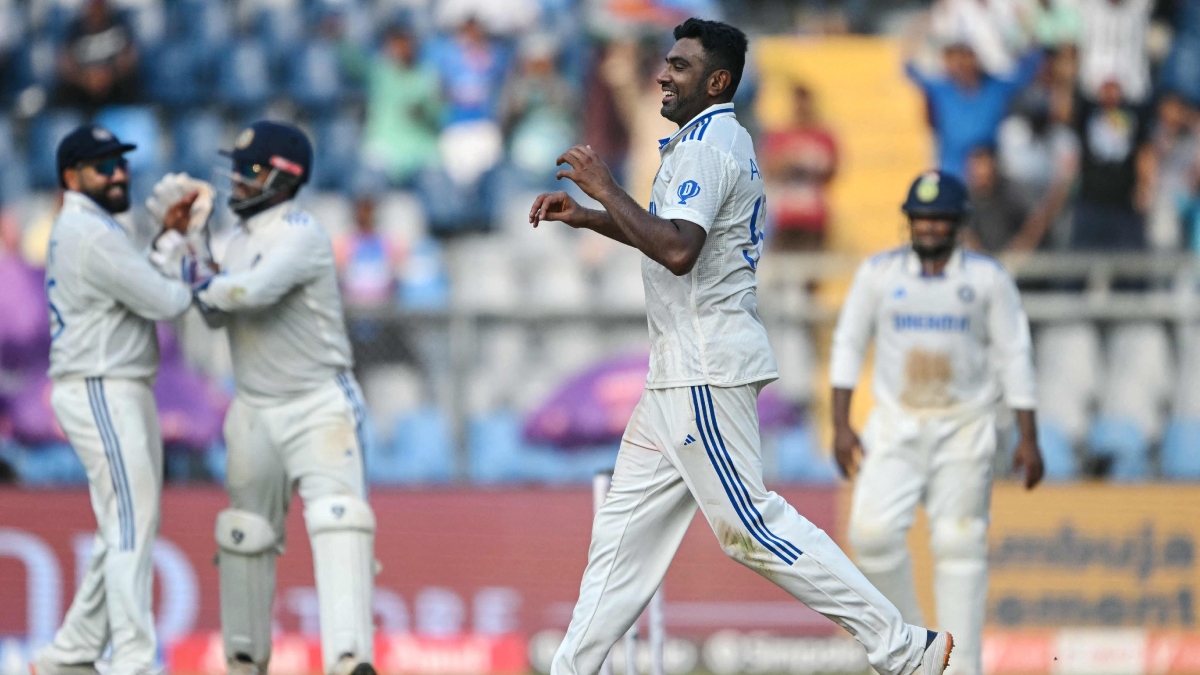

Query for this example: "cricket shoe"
[29,655,98,675]
[918,631,953,675]
[331,655,377,675]
[226,657,263,675]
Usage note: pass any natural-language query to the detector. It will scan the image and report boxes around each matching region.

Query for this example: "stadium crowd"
[2,0,1200,485]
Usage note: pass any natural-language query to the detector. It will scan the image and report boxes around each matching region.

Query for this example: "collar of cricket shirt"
[904,246,964,279]
[242,200,292,233]
[63,190,126,232]
[657,102,737,154]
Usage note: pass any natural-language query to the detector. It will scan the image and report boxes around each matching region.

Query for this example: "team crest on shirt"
[892,287,907,299]
[677,180,701,205]
[958,285,975,303]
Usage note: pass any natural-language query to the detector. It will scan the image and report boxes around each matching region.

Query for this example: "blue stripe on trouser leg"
[95,379,136,551]
[690,386,796,564]
[703,385,804,559]
[85,378,134,551]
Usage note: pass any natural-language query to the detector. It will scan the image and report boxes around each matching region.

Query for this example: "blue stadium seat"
[287,40,344,115]
[468,412,619,484]
[253,6,305,69]
[1035,421,1079,481]
[11,443,87,486]
[1088,417,1151,481]
[214,39,272,115]
[94,105,162,176]
[167,0,231,56]
[28,110,85,189]
[6,40,58,99]
[0,116,29,203]
[1162,419,1200,480]
[775,424,837,483]
[398,237,450,310]
[372,408,454,484]
[43,4,79,44]
[312,113,361,192]
[145,41,208,110]
[171,112,223,179]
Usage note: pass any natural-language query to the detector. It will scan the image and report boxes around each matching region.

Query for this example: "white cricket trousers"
[43,378,162,675]
[849,406,996,675]
[552,384,928,675]
[222,374,372,668]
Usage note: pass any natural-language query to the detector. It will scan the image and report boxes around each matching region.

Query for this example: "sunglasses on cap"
[82,156,129,177]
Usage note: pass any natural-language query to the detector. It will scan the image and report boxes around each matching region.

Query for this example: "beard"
[85,182,130,214]
[912,236,956,260]
[660,84,706,123]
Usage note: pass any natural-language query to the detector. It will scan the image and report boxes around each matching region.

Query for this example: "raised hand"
[555,145,620,201]
[529,190,588,229]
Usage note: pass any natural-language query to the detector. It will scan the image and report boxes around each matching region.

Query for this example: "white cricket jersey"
[46,191,193,380]
[644,102,777,388]
[830,246,1036,414]
[197,200,354,405]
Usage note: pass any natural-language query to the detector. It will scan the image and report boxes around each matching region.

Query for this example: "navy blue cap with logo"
[56,125,138,188]
[900,170,970,220]
[220,120,312,185]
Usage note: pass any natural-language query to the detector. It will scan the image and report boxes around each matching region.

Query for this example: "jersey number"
[742,197,766,271]
[47,278,65,340]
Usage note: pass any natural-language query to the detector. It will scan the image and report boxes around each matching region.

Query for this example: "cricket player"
[149,121,376,675]
[32,125,196,675]
[529,19,953,675]
[831,171,1045,675]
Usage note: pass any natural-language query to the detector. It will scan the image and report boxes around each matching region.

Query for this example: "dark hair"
[672,18,748,100]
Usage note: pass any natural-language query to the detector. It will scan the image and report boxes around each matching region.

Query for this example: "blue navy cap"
[56,125,137,187]
[901,170,969,219]
[221,121,312,184]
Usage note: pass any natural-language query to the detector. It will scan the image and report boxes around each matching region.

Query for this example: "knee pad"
[304,496,377,672]
[929,517,988,564]
[848,518,909,571]
[215,509,279,668]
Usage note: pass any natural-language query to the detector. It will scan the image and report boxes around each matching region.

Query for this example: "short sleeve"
[657,141,737,232]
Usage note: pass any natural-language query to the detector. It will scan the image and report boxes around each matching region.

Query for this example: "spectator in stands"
[1070,79,1154,250]
[334,192,405,307]
[55,0,140,110]
[930,0,1027,76]
[499,34,577,180]
[1148,92,1200,249]
[350,24,442,187]
[428,16,507,186]
[963,144,1037,252]
[1078,0,1153,104]
[903,18,1042,179]
[997,91,1079,248]
[760,84,838,251]
[1021,0,1083,50]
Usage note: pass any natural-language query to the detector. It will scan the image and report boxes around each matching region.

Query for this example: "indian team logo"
[235,128,255,149]
[958,284,975,303]
[92,126,113,141]
[677,180,701,205]
[916,173,940,202]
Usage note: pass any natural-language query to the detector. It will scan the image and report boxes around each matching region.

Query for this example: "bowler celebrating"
[530,19,953,675]
[831,171,1045,675]
[33,126,194,675]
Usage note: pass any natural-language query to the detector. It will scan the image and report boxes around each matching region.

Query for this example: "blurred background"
[3,0,1200,673]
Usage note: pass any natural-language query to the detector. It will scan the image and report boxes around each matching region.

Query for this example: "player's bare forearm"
[551,144,704,275]
[577,207,634,246]
[593,184,705,275]
[1012,408,1044,489]
[831,387,861,478]
[832,388,855,432]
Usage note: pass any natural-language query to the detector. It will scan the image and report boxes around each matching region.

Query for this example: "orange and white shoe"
[919,631,954,675]
[29,655,98,675]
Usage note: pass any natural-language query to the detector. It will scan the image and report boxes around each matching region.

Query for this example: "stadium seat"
[94,105,162,176]
[526,255,589,312]
[5,39,58,103]
[468,411,618,484]
[597,248,646,312]
[1099,322,1174,444]
[170,112,223,179]
[252,5,305,68]
[1034,421,1079,481]
[398,236,450,310]
[311,113,361,192]
[1161,419,1200,480]
[42,2,79,44]
[300,190,353,238]
[0,115,29,203]
[286,40,344,116]
[145,41,208,110]
[376,190,428,243]
[28,110,85,189]
[167,0,231,56]
[375,408,454,484]
[1088,417,1151,481]
[1035,322,1102,443]
[9,443,87,486]
[774,424,837,483]
[446,238,520,312]
[214,38,273,115]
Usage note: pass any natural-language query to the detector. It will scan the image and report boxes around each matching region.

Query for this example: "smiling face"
[63,153,131,213]
[656,37,718,126]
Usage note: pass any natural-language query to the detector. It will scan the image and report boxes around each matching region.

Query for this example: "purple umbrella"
[523,353,802,449]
